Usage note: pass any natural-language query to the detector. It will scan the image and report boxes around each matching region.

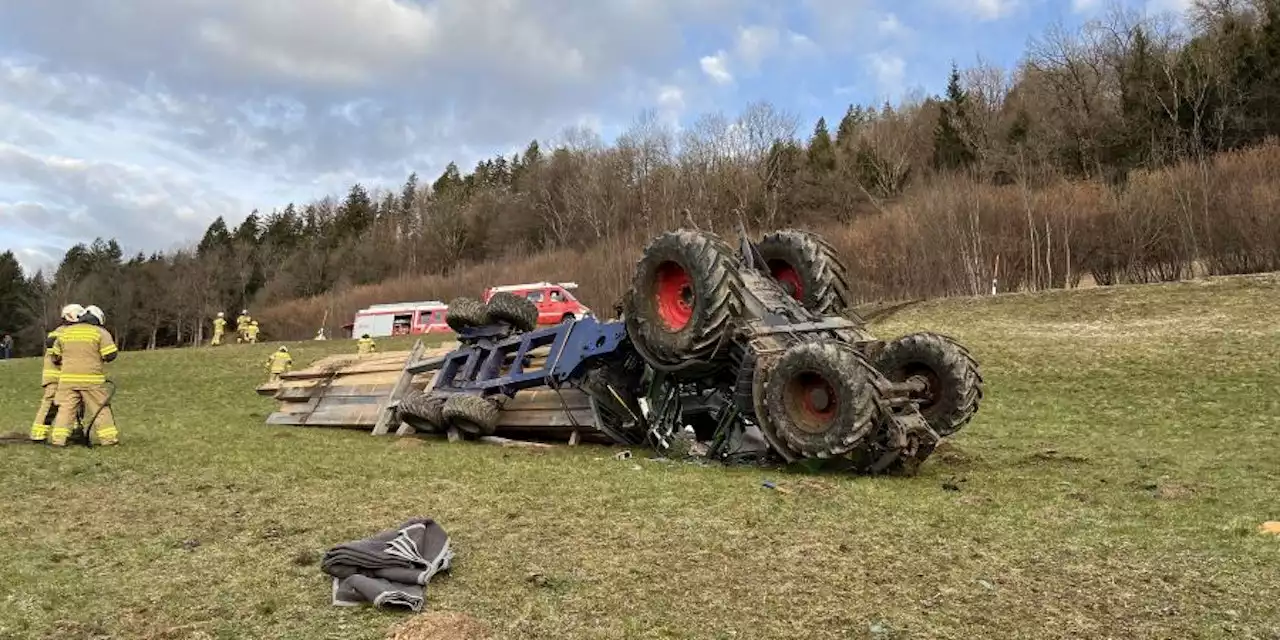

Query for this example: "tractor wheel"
[873,332,983,437]
[486,292,538,332]
[757,229,853,317]
[446,297,490,332]
[624,230,742,367]
[398,390,447,433]
[442,394,500,436]
[763,340,889,458]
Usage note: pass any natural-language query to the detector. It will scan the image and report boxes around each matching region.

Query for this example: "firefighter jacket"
[236,315,251,329]
[357,337,377,355]
[51,322,118,385]
[41,327,65,386]
[213,317,227,333]
[246,324,260,340]
[266,351,293,374]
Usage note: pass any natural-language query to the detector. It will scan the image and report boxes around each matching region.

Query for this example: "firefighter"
[30,304,84,442]
[48,305,119,447]
[356,333,377,356]
[212,312,227,346]
[265,346,292,382]
[245,320,260,344]
[236,310,251,342]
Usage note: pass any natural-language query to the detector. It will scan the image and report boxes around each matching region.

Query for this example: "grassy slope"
[2,276,1279,640]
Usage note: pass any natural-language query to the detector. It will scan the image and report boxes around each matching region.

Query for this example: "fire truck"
[481,282,593,325]
[347,300,450,338]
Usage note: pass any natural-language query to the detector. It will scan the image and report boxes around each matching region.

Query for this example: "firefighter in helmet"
[245,320,260,344]
[236,310,251,342]
[265,346,293,383]
[356,333,377,356]
[212,312,227,346]
[30,303,84,442]
[48,305,120,447]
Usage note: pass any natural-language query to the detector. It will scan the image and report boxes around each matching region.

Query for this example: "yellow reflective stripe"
[58,374,106,383]
[100,345,118,356]
[95,426,119,439]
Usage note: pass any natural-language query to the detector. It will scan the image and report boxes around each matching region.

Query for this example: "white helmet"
[84,305,105,325]
[217,311,225,317]
[61,303,85,322]
[241,309,248,314]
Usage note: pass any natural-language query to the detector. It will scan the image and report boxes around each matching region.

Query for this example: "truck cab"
[482,282,592,325]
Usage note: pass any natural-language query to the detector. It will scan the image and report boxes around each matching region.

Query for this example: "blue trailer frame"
[407,316,630,398]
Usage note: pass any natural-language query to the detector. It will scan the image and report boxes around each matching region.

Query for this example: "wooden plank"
[371,339,425,435]
[496,409,595,428]
[277,383,394,401]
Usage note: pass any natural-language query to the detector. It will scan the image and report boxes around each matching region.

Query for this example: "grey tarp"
[320,518,453,612]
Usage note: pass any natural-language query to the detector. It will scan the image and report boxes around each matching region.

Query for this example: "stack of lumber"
[255,343,615,444]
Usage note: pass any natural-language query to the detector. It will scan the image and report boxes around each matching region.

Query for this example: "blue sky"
[0,0,1190,276]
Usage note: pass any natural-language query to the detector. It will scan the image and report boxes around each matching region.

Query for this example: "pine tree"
[807,117,837,174]
[197,217,232,257]
[932,64,977,172]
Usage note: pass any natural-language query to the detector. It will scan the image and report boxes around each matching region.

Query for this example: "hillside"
[1,275,1278,639]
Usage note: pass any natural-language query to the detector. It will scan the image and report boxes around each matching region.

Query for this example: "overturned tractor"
[397,228,983,475]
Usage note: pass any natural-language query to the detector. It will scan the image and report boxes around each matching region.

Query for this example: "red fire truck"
[347,300,450,337]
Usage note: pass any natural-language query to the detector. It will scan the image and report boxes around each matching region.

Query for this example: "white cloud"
[1145,0,1194,15]
[734,25,782,68]
[866,52,906,99]
[955,0,1019,20]
[878,13,907,36]
[700,52,734,84]
[657,85,685,112]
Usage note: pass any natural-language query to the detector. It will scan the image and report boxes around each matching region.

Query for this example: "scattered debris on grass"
[1258,521,1280,536]
[1028,449,1090,465]
[386,611,491,640]
[761,480,792,494]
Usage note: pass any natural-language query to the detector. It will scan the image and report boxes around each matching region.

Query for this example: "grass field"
[2,275,1279,640]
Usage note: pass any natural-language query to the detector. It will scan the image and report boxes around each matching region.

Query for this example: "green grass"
[2,277,1279,640]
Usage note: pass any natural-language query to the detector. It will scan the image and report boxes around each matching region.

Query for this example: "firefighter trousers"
[30,383,58,441]
[211,330,224,346]
[50,383,118,446]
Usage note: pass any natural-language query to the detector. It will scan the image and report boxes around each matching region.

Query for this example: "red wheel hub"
[785,371,838,433]
[654,261,694,331]
[768,260,804,301]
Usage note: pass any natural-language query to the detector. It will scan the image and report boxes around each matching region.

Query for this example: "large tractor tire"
[873,332,982,437]
[398,390,447,433]
[486,292,538,332]
[441,394,500,436]
[446,297,490,333]
[762,340,889,458]
[756,229,853,317]
[623,230,742,368]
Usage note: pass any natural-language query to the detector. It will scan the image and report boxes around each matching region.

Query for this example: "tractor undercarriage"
[396,227,984,475]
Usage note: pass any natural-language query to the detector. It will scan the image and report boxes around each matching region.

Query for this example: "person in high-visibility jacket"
[212,312,227,346]
[265,346,292,382]
[245,320,260,343]
[356,334,377,356]
[30,304,85,442]
[48,305,119,447]
[236,310,251,343]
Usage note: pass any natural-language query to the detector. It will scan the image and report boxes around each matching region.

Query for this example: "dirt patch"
[933,441,980,468]
[393,437,425,449]
[1151,482,1198,501]
[387,612,492,640]
[1025,449,1090,466]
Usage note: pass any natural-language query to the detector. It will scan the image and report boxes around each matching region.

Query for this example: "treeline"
[3,3,1280,355]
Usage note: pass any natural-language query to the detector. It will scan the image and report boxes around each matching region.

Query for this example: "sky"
[0,0,1192,276]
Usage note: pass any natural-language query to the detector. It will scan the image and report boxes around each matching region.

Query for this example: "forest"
[3,2,1280,355]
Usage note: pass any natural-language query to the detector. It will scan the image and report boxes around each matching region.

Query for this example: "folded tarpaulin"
[320,518,453,612]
